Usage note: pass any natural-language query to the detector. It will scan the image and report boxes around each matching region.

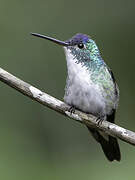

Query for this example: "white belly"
[64,48,106,116]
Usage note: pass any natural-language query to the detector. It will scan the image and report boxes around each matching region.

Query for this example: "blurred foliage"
[0,0,135,179]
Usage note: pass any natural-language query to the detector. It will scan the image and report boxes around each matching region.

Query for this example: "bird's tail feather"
[87,127,121,161]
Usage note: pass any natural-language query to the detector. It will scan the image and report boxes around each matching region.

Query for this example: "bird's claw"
[96,116,105,126]
[68,106,75,114]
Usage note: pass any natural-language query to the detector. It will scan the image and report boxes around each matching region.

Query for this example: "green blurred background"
[0,0,135,179]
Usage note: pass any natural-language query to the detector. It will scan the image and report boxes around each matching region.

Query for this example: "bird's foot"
[68,106,76,114]
[96,115,105,126]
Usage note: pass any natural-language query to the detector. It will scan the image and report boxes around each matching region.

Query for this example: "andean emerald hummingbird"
[31,32,121,161]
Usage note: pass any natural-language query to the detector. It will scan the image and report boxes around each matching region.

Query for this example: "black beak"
[31,32,69,46]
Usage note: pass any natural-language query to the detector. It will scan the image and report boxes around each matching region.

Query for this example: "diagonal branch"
[0,67,135,146]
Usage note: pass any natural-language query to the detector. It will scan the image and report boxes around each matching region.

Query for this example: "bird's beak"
[31,33,69,47]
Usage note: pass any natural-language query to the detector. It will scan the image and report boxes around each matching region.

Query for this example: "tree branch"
[0,67,135,146]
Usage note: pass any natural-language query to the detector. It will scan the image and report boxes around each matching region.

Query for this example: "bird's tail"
[87,127,121,161]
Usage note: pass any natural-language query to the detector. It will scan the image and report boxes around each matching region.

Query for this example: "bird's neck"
[87,39,104,71]
[64,45,106,80]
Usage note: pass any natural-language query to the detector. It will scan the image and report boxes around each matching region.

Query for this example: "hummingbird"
[31,32,121,161]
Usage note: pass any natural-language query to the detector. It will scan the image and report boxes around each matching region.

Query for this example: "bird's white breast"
[64,48,106,116]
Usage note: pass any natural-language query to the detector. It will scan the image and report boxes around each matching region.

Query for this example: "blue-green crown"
[66,33,90,45]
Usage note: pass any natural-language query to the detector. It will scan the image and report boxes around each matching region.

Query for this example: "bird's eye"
[78,43,84,49]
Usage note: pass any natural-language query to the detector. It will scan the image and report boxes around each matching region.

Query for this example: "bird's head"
[31,33,101,65]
